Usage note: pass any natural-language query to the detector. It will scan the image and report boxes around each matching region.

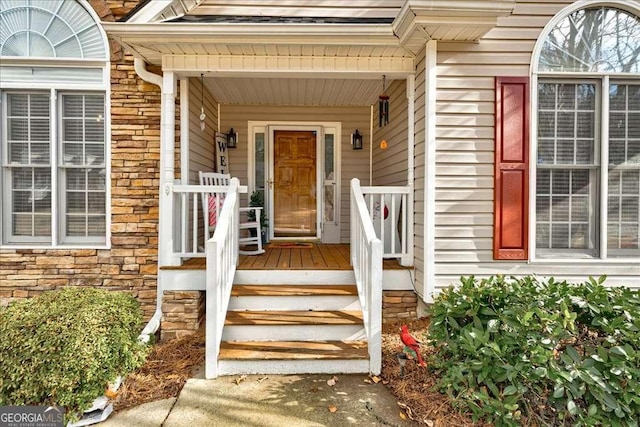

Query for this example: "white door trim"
[247,121,341,241]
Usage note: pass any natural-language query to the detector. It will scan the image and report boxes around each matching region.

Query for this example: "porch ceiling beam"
[162,55,415,78]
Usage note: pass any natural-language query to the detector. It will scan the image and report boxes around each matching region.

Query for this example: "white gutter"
[102,22,399,45]
[134,57,163,343]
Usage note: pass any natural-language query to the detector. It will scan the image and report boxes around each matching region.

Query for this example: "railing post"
[369,238,383,375]
[350,178,360,266]
[205,238,218,379]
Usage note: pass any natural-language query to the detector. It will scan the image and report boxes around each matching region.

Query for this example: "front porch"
[166,243,410,271]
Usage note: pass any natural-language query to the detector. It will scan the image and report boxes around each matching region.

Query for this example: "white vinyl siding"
[431,0,640,292]
[372,80,408,187]
[413,47,426,297]
[188,77,218,184]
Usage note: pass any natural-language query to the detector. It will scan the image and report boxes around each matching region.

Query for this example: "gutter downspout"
[134,58,163,343]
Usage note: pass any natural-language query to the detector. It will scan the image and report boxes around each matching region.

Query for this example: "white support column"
[180,77,190,184]
[158,71,178,266]
[403,74,416,267]
[423,41,437,302]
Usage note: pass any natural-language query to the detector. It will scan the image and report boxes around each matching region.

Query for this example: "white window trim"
[529,0,640,262]
[0,0,111,249]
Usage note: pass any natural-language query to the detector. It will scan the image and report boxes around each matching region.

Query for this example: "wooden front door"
[273,130,317,237]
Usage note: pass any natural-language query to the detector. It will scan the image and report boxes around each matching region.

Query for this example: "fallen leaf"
[397,402,417,421]
[233,375,247,385]
[327,378,336,387]
[363,379,372,384]
[256,376,268,383]
[370,375,381,384]
[328,405,338,413]
[166,374,180,380]
[382,380,389,385]
[399,411,407,420]
[425,420,435,427]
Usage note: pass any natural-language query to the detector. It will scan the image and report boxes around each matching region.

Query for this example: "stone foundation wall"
[161,291,206,340]
[382,290,418,322]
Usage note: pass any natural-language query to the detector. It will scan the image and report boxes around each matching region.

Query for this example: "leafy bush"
[428,275,640,427]
[0,287,148,420]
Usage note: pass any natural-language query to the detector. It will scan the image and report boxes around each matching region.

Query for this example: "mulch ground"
[113,329,205,410]
[381,318,482,426]
[113,319,481,425]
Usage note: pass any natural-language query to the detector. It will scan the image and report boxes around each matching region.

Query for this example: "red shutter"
[494,77,529,260]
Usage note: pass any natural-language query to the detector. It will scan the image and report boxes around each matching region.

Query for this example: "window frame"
[0,0,110,249]
[530,1,640,262]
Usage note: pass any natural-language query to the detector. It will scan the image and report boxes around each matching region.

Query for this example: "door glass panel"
[254,132,265,201]
[324,134,335,222]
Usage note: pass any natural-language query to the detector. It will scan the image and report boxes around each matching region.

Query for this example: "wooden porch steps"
[225,310,363,325]
[219,340,368,360]
[231,284,357,297]
[217,282,370,375]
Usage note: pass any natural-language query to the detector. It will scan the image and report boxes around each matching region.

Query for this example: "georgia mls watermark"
[0,406,64,427]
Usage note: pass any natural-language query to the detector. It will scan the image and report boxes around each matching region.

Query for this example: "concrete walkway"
[101,374,417,426]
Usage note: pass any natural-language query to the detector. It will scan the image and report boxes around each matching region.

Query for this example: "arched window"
[0,0,109,247]
[533,3,640,259]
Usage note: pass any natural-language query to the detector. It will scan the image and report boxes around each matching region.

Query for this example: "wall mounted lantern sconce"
[352,129,363,150]
[226,128,237,148]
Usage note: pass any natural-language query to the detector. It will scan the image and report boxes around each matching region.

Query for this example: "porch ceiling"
[204,76,385,106]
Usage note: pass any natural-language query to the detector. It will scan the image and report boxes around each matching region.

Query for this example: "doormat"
[268,242,314,249]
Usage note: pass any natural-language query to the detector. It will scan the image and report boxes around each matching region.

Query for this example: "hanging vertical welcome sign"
[215,132,229,174]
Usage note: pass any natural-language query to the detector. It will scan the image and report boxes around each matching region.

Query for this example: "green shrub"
[428,275,640,427]
[0,287,149,420]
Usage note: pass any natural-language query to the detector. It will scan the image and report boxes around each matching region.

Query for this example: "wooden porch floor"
[166,243,409,271]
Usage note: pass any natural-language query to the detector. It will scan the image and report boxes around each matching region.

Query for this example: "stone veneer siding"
[383,291,418,322]
[0,0,165,324]
[161,291,206,340]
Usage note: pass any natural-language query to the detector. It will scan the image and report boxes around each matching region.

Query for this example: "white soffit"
[205,77,385,106]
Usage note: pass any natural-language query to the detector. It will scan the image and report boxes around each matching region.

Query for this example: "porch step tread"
[231,284,357,297]
[225,310,363,325]
[219,340,368,360]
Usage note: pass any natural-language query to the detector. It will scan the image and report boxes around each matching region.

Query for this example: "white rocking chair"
[199,171,265,255]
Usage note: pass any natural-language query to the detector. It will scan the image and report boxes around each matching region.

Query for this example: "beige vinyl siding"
[413,47,426,297]
[193,1,405,18]
[433,0,640,291]
[186,79,219,250]
[188,77,218,184]
[372,79,408,187]
[221,104,371,242]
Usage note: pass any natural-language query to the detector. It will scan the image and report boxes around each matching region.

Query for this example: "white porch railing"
[360,185,411,264]
[350,178,383,375]
[204,177,240,379]
[172,182,247,259]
